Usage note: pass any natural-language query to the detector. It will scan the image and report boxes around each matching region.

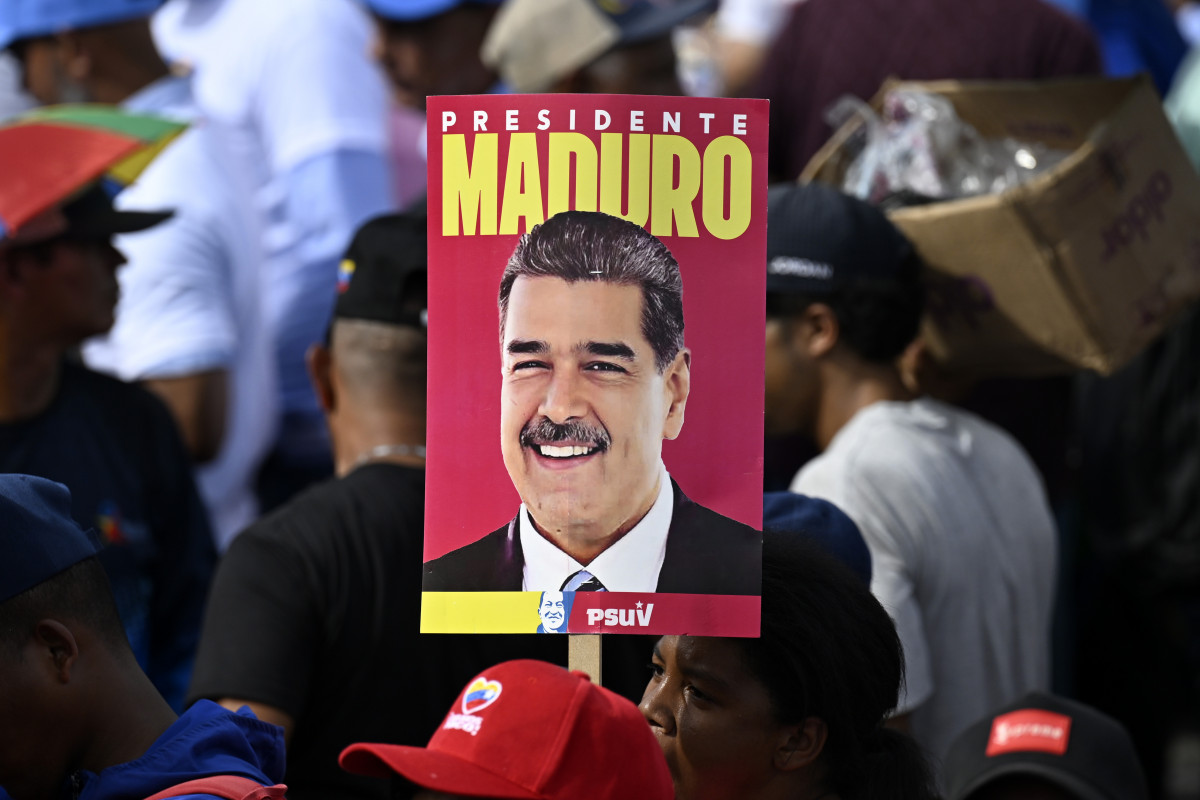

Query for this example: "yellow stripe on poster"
[421,592,544,633]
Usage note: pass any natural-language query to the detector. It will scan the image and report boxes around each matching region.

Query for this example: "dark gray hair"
[498,211,685,372]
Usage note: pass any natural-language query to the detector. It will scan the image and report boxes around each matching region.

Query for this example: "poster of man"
[422,94,766,636]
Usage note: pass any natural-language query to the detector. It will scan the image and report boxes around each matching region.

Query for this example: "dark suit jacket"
[424,480,762,594]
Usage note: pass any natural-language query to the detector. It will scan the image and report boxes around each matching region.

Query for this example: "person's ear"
[306,342,335,413]
[796,303,839,359]
[776,716,828,772]
[33,620,80,683]
[661,348,691,440]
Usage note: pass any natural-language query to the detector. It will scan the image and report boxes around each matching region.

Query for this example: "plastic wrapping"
[828,89,1071,205]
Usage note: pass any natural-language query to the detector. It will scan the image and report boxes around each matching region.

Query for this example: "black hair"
[498,210,685,373]
[737,532,937,800]
[0,556,129,657]
[765,254,925,365]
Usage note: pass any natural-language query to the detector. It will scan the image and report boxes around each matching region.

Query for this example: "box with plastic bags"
[803,75,1200,376]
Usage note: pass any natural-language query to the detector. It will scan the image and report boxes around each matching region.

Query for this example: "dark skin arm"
[144,369,228,463]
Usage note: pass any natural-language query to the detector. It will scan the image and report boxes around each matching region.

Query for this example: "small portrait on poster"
[535,590,573,633]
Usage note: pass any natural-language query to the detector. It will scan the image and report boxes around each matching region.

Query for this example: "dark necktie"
[561,569,608,592]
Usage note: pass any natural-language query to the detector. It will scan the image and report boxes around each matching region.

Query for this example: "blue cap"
[763,491,873,585]
[0,0,163,50]
[0,475,104,604]
[363,0,503,23]
[587,0,717,44]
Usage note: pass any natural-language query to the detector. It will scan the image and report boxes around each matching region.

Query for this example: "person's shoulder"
[674,492,760,542]
[662,484,762,595]
[423,521,518,591]
[243,465,424,546]
[62,362,178,424]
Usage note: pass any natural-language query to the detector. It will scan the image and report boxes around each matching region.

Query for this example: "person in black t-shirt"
[187,211,566,800]
[0,185,215,711]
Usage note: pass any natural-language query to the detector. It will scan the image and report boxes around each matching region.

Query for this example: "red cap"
[340,659,673,800]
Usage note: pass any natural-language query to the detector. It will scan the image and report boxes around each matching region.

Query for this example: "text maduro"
[442,130,753,240]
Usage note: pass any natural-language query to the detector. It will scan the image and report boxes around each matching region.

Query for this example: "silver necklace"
[351,443,427,470]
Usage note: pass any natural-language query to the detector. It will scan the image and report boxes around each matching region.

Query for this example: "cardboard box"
[803,76,1200,376]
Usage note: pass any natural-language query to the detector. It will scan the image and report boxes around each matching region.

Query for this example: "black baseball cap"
[0,475,104,604]
[57,183,173,241]
[765,182,915,295]
[943,692,1149,800]
[334,211,427,330]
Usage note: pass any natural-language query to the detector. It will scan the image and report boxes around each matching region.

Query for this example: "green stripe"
[21,105,186,144]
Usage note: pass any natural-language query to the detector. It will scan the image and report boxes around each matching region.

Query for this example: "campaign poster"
[422,94,766,637]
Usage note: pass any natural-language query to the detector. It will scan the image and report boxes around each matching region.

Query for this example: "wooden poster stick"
[569,634,603,685]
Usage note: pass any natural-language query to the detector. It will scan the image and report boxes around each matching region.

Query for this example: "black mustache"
[520,418,611,452]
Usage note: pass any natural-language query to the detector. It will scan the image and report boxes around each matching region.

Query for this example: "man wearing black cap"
[764,182,1057,787]
[943,692,1149,800]
[0,185,215,712]
[187,211,563,800]
[0,474,282,800]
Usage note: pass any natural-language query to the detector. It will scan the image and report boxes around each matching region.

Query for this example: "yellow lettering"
[599,133,650,226]
[651,135,700,238]
[547,133,598,217]
[499,133,545,235]
[702,136,753,240]
[442,134,497,236]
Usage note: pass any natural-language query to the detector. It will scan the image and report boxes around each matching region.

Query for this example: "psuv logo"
[586,601,655,628]
[442,676,502,736]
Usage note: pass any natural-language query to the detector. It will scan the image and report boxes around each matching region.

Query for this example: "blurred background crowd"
[3,0,1200,798]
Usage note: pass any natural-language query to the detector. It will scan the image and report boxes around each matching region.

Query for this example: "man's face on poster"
[538,591,567,631]
[500,275,690,543]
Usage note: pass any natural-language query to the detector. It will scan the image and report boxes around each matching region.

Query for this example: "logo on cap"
[443,676,503,737]
[337,259,356,294]
[986,710,1072,757]
[462,677,503,714]
[768,256,834,281]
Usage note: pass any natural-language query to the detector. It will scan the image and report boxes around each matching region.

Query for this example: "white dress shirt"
[520,462,673,592]
[84,74,277,550]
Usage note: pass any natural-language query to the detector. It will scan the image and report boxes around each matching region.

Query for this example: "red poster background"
[424,94,766,561]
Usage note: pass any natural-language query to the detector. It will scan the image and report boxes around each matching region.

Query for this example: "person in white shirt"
[154,0,395,509]
[764,183,1057,788]
[8,0,276,550]
[423,210,760,595]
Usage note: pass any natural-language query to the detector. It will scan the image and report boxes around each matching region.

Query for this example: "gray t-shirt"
[792,397,1056,776]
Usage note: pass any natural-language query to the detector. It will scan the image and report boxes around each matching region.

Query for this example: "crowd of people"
[1,0,1198,798]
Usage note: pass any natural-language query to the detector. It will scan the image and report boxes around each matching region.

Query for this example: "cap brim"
[340,743,541,799]
[65,209,173,239]
[955,762,1108,800]
[364,0,462,21]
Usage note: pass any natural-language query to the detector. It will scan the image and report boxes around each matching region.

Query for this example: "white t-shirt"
[153,0,394,438]
[84,75,277,550]
[0,52,33,121]
[791,397,1056,776]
